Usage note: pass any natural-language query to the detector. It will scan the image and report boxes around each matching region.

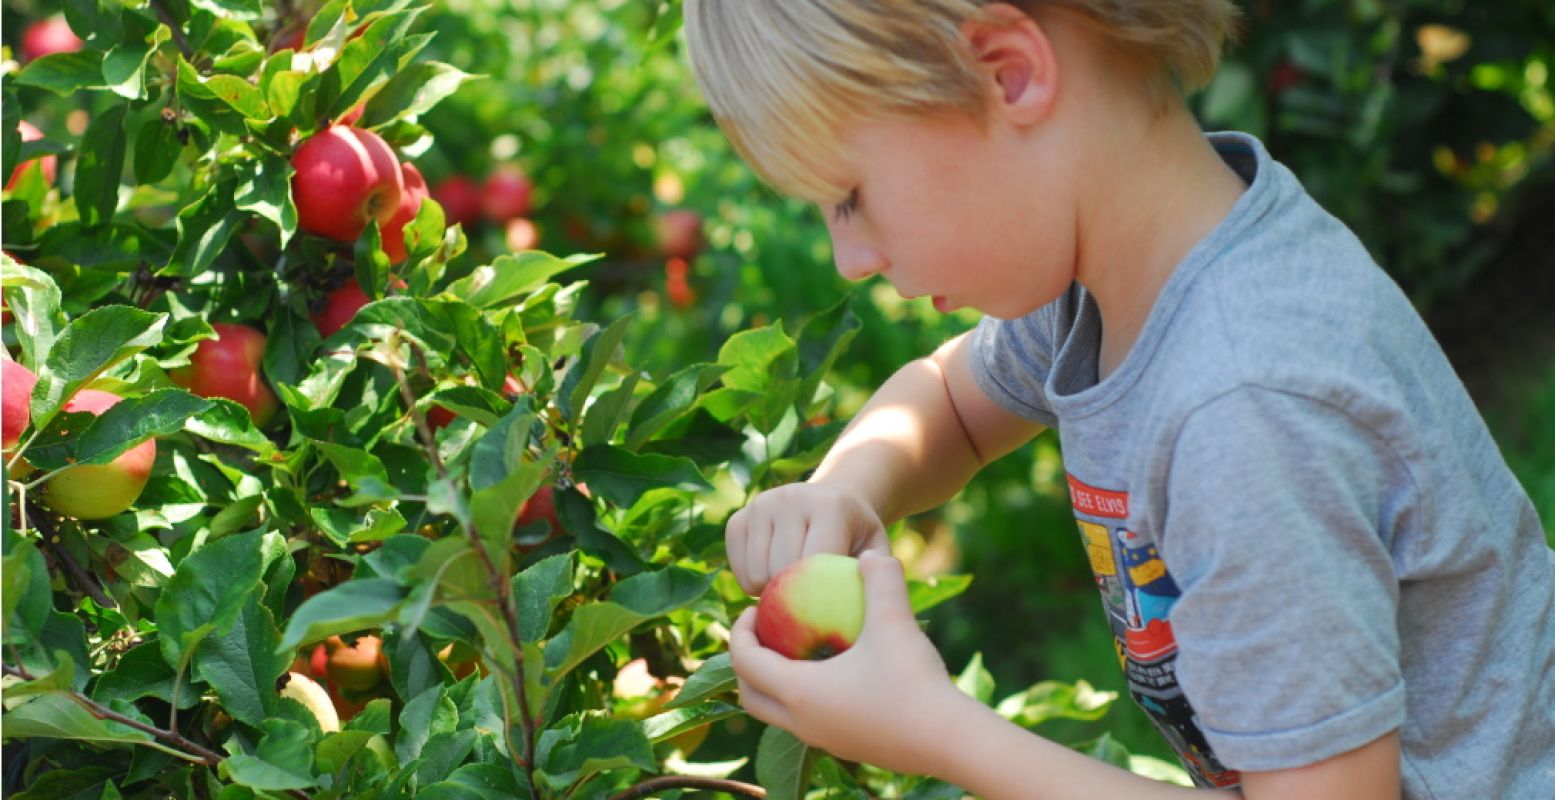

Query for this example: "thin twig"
[149,0,194,58]
[391,337,537,773]
[29,507,117,610]
[608,776,768,800]
[3,662,222,765]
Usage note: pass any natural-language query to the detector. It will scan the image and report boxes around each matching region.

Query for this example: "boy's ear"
[963,3,1058,126]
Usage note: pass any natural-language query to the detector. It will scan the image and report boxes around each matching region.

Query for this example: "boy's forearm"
[808,354,984,525]
[934,690,1231,800]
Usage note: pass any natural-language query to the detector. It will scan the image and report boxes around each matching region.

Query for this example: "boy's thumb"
[857,550,912,627]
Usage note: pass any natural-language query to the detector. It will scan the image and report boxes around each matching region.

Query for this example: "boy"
[683,1,1555,798]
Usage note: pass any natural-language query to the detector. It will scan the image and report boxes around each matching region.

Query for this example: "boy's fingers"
[768,513,806,580]
[856,550,914,631]
[734,674,792,731]
[798,513,853,560]
[725,508,751,595]
[729,606,809,706]
[743,514,774,594]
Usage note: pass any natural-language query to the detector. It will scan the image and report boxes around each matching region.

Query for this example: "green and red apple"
[754,553,866,660]
[37,390,157,520]
[6,121,57,191]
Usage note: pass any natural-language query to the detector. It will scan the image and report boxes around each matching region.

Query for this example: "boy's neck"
[1072,106,1247,380]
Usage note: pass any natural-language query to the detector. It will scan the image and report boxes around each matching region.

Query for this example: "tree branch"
[390,337,537,774]
[28,507,117,610]
[149,0,194,58]
[609,776,768,800]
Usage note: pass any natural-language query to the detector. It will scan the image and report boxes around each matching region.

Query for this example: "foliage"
[0,1,1162,797]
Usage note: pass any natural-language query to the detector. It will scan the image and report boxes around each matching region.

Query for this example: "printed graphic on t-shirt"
[1068,474,1242,789]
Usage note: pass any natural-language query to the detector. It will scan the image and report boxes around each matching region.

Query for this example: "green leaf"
[625,363,729,450]
[755,726,816,800]
[995,679,1117,728]
[535,716,655,792]
[2,255,64,368]
[444,251,597,310]
[555,487,647,576]
[24,389,212,472]
[543,568,714,682]
[196,594,289,728]
[133,117,181,185]
[642,700,740,743]
[168,177,243,276]
[154,533,267,670]
[14,50,108,95]
[663,652,735,710]
[74,103,130,227]
[571,444,710,508]
[234,156,297,246]
[580,370,640,448]
[313,441,398,507]
[0,693,169,753]
[560,315,632,422]
[222,719,316,792]
[795,296,861,418]
[185,398,277,455]
[420,763,530,800]
[2,537,49,641]
[954,652,996,705]
[395,684,458,766]
[512,552,575,643]
[189,0,263,20]
[102,15,167,100]
[91,642,194,709]
[32,305,166,432]
[275,578,408,653]
[360,60,479,127]
[907,573,973,614]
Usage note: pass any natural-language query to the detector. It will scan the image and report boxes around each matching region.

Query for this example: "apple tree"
[1,1,1166,797]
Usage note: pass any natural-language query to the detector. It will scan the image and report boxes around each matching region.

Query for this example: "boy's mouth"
[933,296,953,313]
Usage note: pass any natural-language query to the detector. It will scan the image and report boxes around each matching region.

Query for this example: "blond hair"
[683,0,1241,201]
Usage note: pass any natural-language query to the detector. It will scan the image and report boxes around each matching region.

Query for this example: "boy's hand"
[725,482,890,596]
[728,551,963,776]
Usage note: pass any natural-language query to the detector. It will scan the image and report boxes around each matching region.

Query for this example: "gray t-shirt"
[969,132,1555,795]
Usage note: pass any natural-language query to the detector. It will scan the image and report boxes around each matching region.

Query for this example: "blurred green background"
[7,0,1551,765]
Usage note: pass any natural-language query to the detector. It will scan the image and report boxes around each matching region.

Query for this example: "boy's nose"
[833,242,888,282]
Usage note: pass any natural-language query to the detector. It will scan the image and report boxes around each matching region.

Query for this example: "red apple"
[6,121,57,191]
[656,209,704,260]
[38,390,157,520]
[21,16,83,61]
[515,484,558,534]
[754,554,865,660]
[481,164,532,222]
[324,634,384,692]
[382,162,430,263]
[2,359,37,454]
[664,257,695,309]
[170,323,279,428]
[431,175,482,229]
[291,126,404,243]
[311,277,406,339]
[504,218,540,251]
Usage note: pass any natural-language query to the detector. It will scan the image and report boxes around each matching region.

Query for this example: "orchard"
[4,1,1553,798]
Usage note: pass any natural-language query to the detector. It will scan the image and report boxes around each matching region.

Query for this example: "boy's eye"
[832,188,860,223]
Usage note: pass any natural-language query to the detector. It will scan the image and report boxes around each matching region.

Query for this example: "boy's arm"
[938,691,1401,798]
[809,330,1044,525]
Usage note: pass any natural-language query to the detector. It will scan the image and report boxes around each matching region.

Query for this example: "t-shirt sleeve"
[1159,385,1409,771]
[967,308,1060,427]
